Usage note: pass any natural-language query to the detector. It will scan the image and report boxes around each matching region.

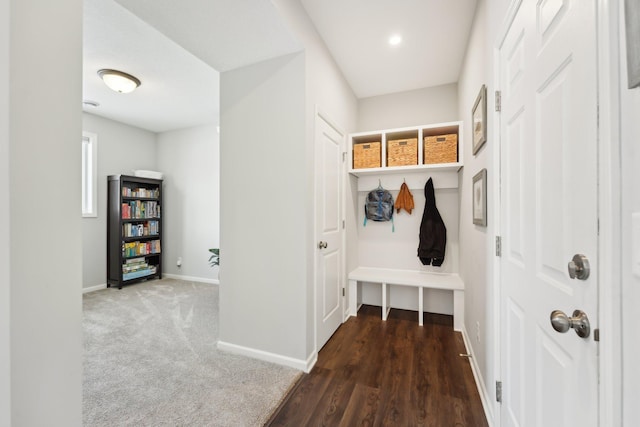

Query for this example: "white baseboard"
[82,283,107,294]
[305,351,317,373]
[217,340,316,373]
[163,273,219,285]
[461,325,495,427]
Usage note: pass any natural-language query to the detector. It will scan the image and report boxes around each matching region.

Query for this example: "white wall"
[8,0,83,424]
[357,83,459,132]
[0,0,10,423]
[219,0,358,367]
[220,53,308,363]
[456,0,527,421]
[621,79,640,426]
[81,113,157,289]
[157,124,220,283]
[457,0,517,419]
[457,0,500,417]
[620,2,640,423]
[272,0,358,356]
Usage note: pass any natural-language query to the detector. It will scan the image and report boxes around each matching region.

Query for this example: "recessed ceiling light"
[389,34,402,46]
[83,100,100,108]
[97,69,141,94]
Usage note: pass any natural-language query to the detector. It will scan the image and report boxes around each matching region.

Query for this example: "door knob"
[550,309,590,338]
[318,241,328,249]
[567,254,590,280]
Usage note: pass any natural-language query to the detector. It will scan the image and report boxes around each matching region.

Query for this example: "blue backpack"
[364,184,395,232]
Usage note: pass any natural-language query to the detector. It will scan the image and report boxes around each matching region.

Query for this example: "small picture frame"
[625,0,640,88]
[473,169,487,227]
[472,85,487,155]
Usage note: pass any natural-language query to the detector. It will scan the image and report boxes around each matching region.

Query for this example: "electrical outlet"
[476,321,480,343]
[177,257,182,267]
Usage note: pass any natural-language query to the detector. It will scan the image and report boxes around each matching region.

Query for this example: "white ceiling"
[83,0,220,133]
[113,0,302,73]
[83,0,477,133]
[300,0,478,99]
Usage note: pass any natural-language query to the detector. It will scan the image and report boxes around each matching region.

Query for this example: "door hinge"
[495,236,502,257]
[342,288,345,297]
[495,90,502,112]
[342,152,347,162]
[496,381,503,403]
[594,328,600,342]
[342,220,346,229]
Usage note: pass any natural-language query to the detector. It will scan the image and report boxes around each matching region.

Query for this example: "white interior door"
[315,111,344,351]
[499,0,599,425]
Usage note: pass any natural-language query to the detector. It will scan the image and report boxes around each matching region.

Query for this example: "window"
[82,132,98,217]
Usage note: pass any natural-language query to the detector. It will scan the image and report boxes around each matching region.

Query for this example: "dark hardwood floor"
[265,305,488,427]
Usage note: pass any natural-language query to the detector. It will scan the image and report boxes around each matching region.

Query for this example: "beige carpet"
[83,279,301,426]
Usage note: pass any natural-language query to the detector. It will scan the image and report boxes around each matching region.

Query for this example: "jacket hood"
[424,178,436,207]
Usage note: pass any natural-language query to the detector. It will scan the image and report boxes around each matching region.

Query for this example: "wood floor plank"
[302,374,356,427]
[338,383,381,427]
[266,368,334,426]
[265,305,488,427]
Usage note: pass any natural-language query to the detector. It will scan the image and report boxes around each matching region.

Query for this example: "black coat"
[418,178,446,266]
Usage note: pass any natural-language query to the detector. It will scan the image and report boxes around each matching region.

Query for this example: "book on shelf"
[122,187,160,199]
[122,265,157,281]
[122,240,161,257]
[123,200,159,219]
[122,221,160,237]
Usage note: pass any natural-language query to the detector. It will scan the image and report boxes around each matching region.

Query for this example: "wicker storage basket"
[424,134,458,164]
[387,138,418,167]
[353,142,381,169]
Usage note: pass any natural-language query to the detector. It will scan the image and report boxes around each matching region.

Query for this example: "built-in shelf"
[349,121,463,191]
[349,162,462,177]
[346,121,464,317]
[348,121,463,177]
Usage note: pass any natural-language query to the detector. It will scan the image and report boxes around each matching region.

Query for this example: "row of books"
[122,187,159,199]
[123,263,158,281]
[123,221,160,238]
[121,201,160,219]
[122,257,150,273]
[122,240,161,258]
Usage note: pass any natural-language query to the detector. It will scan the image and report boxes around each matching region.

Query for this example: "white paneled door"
[499,0,598,425]
[315,111,345,351]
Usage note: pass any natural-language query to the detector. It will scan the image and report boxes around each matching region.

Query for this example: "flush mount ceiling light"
[97,69,141,94]
[388,34,402,46]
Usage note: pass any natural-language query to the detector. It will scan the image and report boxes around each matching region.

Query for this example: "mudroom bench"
[347,267,465,331]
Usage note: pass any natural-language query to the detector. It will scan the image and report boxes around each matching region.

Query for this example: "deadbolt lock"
[567,254,590,280]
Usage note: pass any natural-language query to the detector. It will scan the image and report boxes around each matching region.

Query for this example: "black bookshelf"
[107,175,163,288]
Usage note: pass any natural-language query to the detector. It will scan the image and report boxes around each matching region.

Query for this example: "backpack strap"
[363,204,367,227]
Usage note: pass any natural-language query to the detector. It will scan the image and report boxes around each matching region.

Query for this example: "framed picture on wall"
[473,169,487,227]
[472,85,487,155]
[625,0,640,88]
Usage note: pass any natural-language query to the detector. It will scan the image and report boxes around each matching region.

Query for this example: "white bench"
[348,267,465,331]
